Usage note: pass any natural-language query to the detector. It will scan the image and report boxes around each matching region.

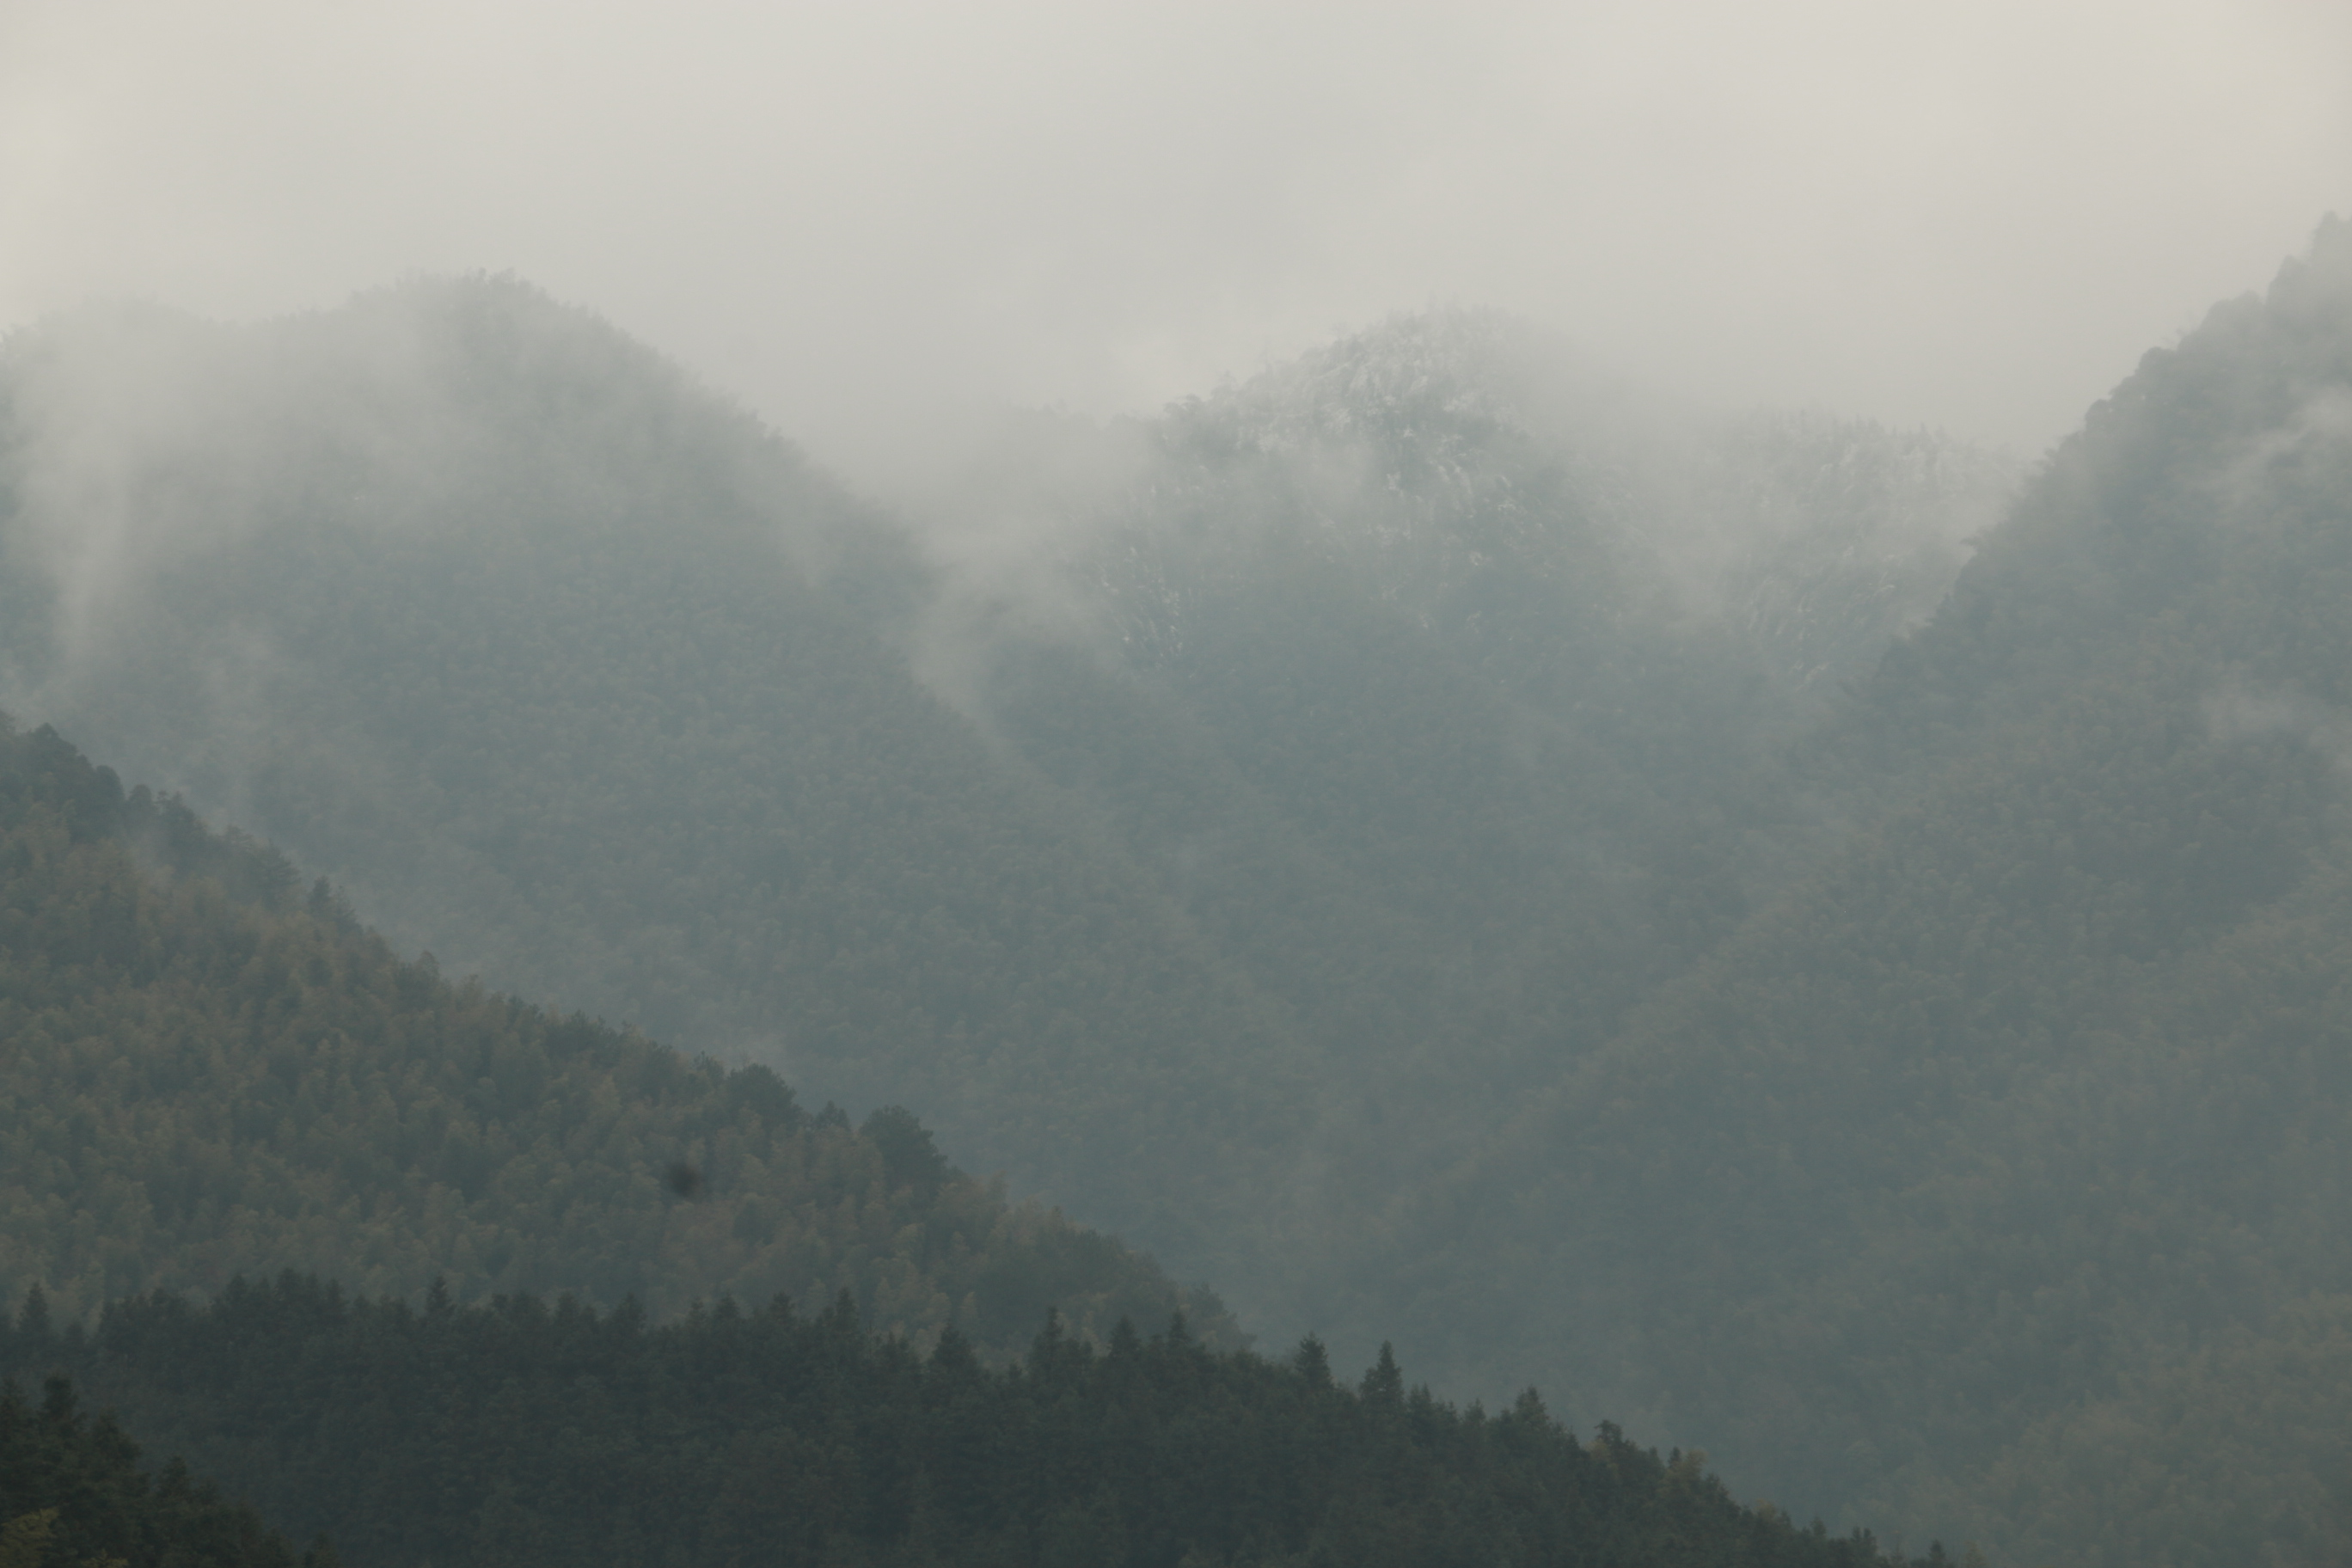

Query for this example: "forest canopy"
[1,1272,1942,1568]
[3,221,2352,1564]
[0,716,1228,1356]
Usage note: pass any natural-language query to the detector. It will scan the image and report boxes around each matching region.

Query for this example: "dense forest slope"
[1,1274,1940,1568]
[0,285,1320,1293]
[943,315,2012,1285]
[39,227,2352,1565]
[0,282,2009,1338]
[0,1368,332,1568]
[1381,219,2352,1564]
[0,719,1227,1353]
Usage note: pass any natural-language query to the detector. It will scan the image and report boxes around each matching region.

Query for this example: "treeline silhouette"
[0,1362,334,1567]
[3,1275,1936,1568]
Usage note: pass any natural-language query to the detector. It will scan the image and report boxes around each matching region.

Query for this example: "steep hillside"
[0,282,1319,1295]
[1386,219,2352,1565]
[0,718,1230,1354]
[0,283,2008,1337]
[943,315,2012,1320]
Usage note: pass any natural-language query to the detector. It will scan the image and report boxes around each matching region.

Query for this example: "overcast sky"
[4,1,2349,482]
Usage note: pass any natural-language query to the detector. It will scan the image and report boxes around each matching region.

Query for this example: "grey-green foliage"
[938,313,2015,1308]
[0,281,2008,1344]
[15,218,2352,1568]
[1375,218,2352,1565]
[0,268,2076,1545]
[1685,409,2015,694]
[0,279,1322,1302]
[0,714,1235,1354]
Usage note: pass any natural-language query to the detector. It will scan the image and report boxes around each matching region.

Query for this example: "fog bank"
[4,1,2348,486]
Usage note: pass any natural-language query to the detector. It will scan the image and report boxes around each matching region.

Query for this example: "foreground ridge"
[0,714,1230,1353]
[0,1363,334,1567]
[7,1273,1931,1568]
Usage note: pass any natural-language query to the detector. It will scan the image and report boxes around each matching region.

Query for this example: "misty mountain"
[0,716,1228,1352]
[1067,308,2004,706]
[0,281,1323,1294]
[1369,219,2352,1563]
[0,280,2010,1331]
[70,248,2352,1568]
[923,311,2017,1312]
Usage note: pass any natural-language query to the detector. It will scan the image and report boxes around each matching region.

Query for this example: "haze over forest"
[3,6,2352,1567]
[8,3,2350,470]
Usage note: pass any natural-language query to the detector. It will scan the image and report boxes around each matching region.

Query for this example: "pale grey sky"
[3,1,2348,481]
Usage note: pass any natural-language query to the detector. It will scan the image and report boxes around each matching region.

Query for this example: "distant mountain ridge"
[1069,309,2010,701]
[1379,217,2352,1562]
[0,280,2012,1337]
[30,232,2352,1567]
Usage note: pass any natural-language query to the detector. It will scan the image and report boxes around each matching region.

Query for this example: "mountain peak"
[1174,308,1581,456]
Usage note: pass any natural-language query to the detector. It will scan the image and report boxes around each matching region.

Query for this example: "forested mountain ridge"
[916,310,2017,1329]
[0,716,1232,1352]
[0,280,2012,1338]
[1375,218,2352,1563]
[48,235,2352,1568]
[0,704,1951,1565]
[0,281,1326,1295]
[1061,309,2008,707]
[1,1273,1944,1568]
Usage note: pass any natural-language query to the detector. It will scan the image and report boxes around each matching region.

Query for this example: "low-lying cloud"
[3,1,2348,491]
